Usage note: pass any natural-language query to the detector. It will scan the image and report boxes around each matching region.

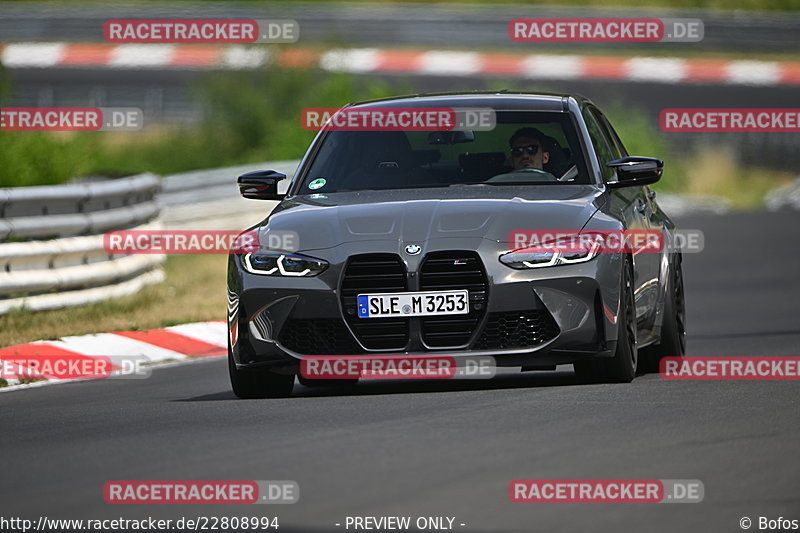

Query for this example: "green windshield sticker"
[309,178,327,190]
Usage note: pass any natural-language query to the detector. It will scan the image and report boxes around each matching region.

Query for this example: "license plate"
[357,290,469,318]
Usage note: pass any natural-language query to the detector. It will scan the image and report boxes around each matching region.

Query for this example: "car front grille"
[341,253,409,350]
[473,311,560,350]
[279,252,557,355]
[419,251,487,347]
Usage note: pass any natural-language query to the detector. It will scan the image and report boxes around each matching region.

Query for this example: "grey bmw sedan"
[226,92,685,398]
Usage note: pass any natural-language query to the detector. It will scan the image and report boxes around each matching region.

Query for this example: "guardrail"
[766,175,800,211]
[160,160,297,230]
[161,160,296,207]
[0,161,300,316]
[0,173,164,315]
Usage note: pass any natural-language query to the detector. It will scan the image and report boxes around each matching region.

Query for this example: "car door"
[595,107,673,337]
[582,105,659,325]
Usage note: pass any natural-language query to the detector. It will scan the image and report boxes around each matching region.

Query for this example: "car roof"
[347,91,593,112]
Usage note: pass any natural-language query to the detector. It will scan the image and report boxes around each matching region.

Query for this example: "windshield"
[296,110,591,194]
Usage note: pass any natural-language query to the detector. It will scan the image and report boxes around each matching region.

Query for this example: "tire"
[639,255,686,374]
[228,343,294,399]
[575,257,638,383]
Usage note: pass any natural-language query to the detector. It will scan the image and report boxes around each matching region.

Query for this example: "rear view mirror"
[237,170,286,200]
[427,130,475,145]
[606,156,663,188]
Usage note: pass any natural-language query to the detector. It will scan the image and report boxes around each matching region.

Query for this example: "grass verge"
[0,254,228,348]
[0,66,400,186]
[678,148,796,208]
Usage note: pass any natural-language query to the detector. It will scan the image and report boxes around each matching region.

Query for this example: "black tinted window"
[582,107,618,183]
[295,110,591,193]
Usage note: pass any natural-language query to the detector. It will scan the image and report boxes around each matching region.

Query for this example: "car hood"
[256,185,605,252]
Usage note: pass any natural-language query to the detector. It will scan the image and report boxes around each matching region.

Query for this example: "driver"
[509,127,550,171]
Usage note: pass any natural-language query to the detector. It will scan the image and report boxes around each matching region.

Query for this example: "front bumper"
[228,239,624,372]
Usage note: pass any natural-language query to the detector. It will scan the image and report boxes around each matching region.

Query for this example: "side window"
[592,107,629,158]
[581,107,617,182]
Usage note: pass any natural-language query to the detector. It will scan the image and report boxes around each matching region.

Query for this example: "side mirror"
[237,170,286,200]
[606,156,663,188]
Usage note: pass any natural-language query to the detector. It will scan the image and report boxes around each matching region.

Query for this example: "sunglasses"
[511,144,540,157]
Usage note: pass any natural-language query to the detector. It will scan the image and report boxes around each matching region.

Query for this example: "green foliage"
[0,66,396,186]
[0,132,89,186]
[195,66,397,167]
[602,103,687,192]
[0,62,760,202]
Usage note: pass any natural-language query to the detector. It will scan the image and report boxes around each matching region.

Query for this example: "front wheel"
[228,345,294,399]
[575,258,637,383]
[639,255,686,373]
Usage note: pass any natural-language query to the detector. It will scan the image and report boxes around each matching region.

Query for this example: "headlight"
[500,234,602,269]
[243,251,328,277]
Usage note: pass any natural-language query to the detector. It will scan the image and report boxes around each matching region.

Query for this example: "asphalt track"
[2,210,799,533]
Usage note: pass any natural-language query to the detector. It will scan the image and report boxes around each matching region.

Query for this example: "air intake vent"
[341,253,409,350]
[474,311,560,350]
[419,251,487,348]
[279,318,363,355]
[251,308,272,341]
